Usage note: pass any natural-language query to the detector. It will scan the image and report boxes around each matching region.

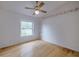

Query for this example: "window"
[21,21,33,37]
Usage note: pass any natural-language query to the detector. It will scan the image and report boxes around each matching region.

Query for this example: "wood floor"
[0,40,79,57]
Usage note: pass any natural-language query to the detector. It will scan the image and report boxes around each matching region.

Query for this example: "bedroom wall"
[41,2,79,51]
[0,9,41,48]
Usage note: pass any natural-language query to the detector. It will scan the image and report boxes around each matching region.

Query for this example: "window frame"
[20,21,34,37]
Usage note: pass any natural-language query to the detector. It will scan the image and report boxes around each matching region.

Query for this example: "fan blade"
[40,10,47,13]
[39,2,44,9]
[25,7,34,9]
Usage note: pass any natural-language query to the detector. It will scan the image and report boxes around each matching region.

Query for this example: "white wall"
[41,2,79,51]
[0,9,41,48]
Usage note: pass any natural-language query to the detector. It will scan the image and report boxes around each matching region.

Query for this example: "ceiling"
[0,1,67,18]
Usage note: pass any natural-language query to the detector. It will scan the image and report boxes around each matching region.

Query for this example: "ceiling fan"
[25,1,47,15]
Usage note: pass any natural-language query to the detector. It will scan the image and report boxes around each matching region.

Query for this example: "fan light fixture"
[25,1,47,15]
[35,10,39,15]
